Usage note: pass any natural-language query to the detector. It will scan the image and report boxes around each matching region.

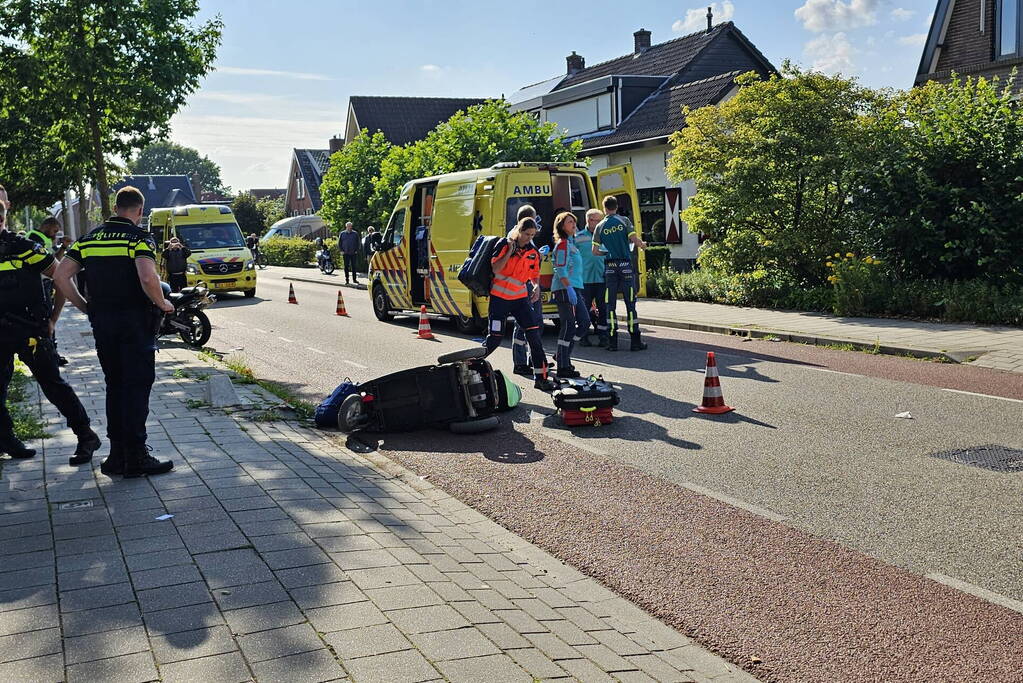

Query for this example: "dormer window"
[547,93,614,137]
[999,0,1020,57]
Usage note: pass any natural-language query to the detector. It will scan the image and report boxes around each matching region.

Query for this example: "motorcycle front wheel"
[321,260,335,275]
[178,309,212,348]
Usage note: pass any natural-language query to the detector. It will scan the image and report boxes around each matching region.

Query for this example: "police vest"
[0,232,52,336]
[27,229,53,253]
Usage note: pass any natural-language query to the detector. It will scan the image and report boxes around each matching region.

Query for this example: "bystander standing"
[338,222,360,285]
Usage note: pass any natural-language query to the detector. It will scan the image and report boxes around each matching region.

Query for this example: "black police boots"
[0,431,35,459]
[100,441,125,476]
[69,426,101,466]
[122,445,174,478]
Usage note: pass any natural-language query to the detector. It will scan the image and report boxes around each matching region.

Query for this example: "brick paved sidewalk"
[0,310,755,683]
[634,299,1023,374]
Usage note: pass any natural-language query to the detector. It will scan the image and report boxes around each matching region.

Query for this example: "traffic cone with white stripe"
[335,290,349,316]
[415,305,434,340]
[693,351,734,414]
[287,283,298,304]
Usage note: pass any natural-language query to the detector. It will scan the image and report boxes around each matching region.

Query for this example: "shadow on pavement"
[209,293,266,308]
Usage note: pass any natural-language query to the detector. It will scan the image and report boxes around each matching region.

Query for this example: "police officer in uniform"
[0,203,100,463]
[54,186,174,477]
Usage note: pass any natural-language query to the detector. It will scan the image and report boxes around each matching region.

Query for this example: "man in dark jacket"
[337,222,361,285]
[163,238,191,292]
[362,226,381,276]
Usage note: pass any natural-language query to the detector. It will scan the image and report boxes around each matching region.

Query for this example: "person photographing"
[54,186,175,477]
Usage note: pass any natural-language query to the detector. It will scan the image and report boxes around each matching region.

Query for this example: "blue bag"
[314,379,360,428]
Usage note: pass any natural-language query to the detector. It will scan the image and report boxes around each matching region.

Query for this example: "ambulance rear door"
[596,164,647,297]
[429,178,477,318]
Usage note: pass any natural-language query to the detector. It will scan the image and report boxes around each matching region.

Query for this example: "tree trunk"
[86,109,110,218]
[76,177,89,236]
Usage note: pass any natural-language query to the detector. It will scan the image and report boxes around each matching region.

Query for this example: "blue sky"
[171,0,937,191]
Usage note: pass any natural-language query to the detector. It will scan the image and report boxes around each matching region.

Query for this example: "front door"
[596,164,647,297]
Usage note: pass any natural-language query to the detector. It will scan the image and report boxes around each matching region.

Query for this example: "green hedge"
[646,268,1023,326]
[260,236,368,270]
[645,245,671,272]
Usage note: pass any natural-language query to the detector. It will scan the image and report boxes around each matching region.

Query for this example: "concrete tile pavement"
[633,298,1023,373]
[0,309,756,682]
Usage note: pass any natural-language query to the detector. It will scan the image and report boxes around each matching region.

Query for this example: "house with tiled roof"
[916,0,1022,89]
[285,146,333,217]
[510,16,775,266]
[343,96,488,147]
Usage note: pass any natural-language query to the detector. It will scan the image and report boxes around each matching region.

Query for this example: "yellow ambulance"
[149,205,258,297]
[369,161,646,333]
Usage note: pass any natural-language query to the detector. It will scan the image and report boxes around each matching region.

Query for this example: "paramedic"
[510,205,543,377]
[483,217,554,391]
[576,208,607,347]
[592,195,647,351]
[550,212,588,378]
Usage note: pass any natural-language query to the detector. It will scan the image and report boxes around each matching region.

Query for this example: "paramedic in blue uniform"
[575,208,608,347]
[550,211,588,378]
[483,217,554,391]
[592,195,647,352]
[54,186,175,477]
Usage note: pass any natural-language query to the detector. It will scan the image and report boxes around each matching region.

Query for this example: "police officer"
[592,195,647,351]
[0,203,100,463]
[54,186,174,477]
[28,216,71,366]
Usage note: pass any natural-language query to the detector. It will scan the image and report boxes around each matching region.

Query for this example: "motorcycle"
[316,246,335,275]
[160,285,215,348]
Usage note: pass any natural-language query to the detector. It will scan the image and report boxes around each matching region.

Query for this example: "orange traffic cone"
[287,283,298,304]
[415,305,434,340]
[693,351,734,414]
[335,290,349,316]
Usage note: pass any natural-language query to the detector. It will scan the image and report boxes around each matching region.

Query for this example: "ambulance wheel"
[372,284,393,322]
[449,416,499,434]
[337,394,366,433]
[243,289,256,298]
[437,347,487,364]
[454,307,482,335]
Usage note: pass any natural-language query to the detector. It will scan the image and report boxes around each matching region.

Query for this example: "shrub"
[645,246,671,272]
[827,253,887,317]
[261,236,316,267]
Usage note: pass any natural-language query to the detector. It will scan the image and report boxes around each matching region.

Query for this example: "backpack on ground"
[457,235,504,297]
[314,379,360,428]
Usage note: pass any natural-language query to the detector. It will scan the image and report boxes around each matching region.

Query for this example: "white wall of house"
[587,144,700,265]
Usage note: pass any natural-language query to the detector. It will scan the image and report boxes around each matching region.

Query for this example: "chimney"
[634,29,651,55]
[329,135,343,154]
[566,51,585,75]
[707,6,713,32]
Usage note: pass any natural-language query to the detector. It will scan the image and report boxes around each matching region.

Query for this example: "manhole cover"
[58,500,95,510]
[930,445,1023,473]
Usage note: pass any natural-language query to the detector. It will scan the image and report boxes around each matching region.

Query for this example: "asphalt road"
[201,268,1023,679]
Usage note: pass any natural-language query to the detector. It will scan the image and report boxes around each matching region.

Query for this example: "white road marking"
[811,367,860,377]
[344,360,367,369]
[307,347,327,355]
[252,328,267,334]
[925,572,1023,615]
[942,388,1023,404]
[234,321,247,326]
[681,483,788,522]
[279,337,295,343]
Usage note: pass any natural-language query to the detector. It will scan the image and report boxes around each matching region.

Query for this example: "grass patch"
[220,353,314,419]
[253,409,283,422]
[185,399,210,409]
[7,362,46,441]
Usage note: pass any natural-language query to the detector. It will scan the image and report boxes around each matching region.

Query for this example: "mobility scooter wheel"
[449,416,499,434]
[337,394,367,433]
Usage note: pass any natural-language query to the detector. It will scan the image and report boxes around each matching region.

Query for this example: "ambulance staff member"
[510,205,543,377]
[550,212,588,378]
[54,187,175,478]
[576,208,607,347]
[592,195,647,352]
[483,218,554,391]
[0,203,100,464]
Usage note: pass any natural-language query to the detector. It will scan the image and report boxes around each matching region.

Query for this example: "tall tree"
[230,193,264,236]
[1,0,222,217]
[319,131,392,231]
[129,141,230,196]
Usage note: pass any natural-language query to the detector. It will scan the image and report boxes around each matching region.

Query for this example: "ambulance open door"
[596,164,647,297]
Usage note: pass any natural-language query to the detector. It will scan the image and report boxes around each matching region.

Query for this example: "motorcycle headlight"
[185,264,199,274]
[244,259,255,270]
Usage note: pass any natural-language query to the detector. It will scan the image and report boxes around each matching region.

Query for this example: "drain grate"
[930,445,1023,473]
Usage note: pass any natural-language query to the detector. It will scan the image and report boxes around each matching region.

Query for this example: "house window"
[999,0,1020,57]
[638,187,666,243]
[296,176,305,200]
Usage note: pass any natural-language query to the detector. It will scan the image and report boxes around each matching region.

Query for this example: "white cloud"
[898,33,927,46]
[214,65,331,81]
[890,7,914,21]
[795,0,880,32]
[673,1,735,33]
[804,32,858,74]
[191,91,288,106]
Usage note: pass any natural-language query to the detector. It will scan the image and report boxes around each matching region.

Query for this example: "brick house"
[509,17,774,268]
[917,0,1023,86]
[284,146,333,217]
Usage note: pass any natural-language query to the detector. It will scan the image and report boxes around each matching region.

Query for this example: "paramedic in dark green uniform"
[0,203,100,463]
[54,186,175,478]
[592,195,647,352]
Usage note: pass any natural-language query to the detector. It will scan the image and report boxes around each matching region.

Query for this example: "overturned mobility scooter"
[336,348,521,435]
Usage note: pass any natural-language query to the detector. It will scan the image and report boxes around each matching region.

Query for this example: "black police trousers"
[0,336,89,435]
[89,309,157,449]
